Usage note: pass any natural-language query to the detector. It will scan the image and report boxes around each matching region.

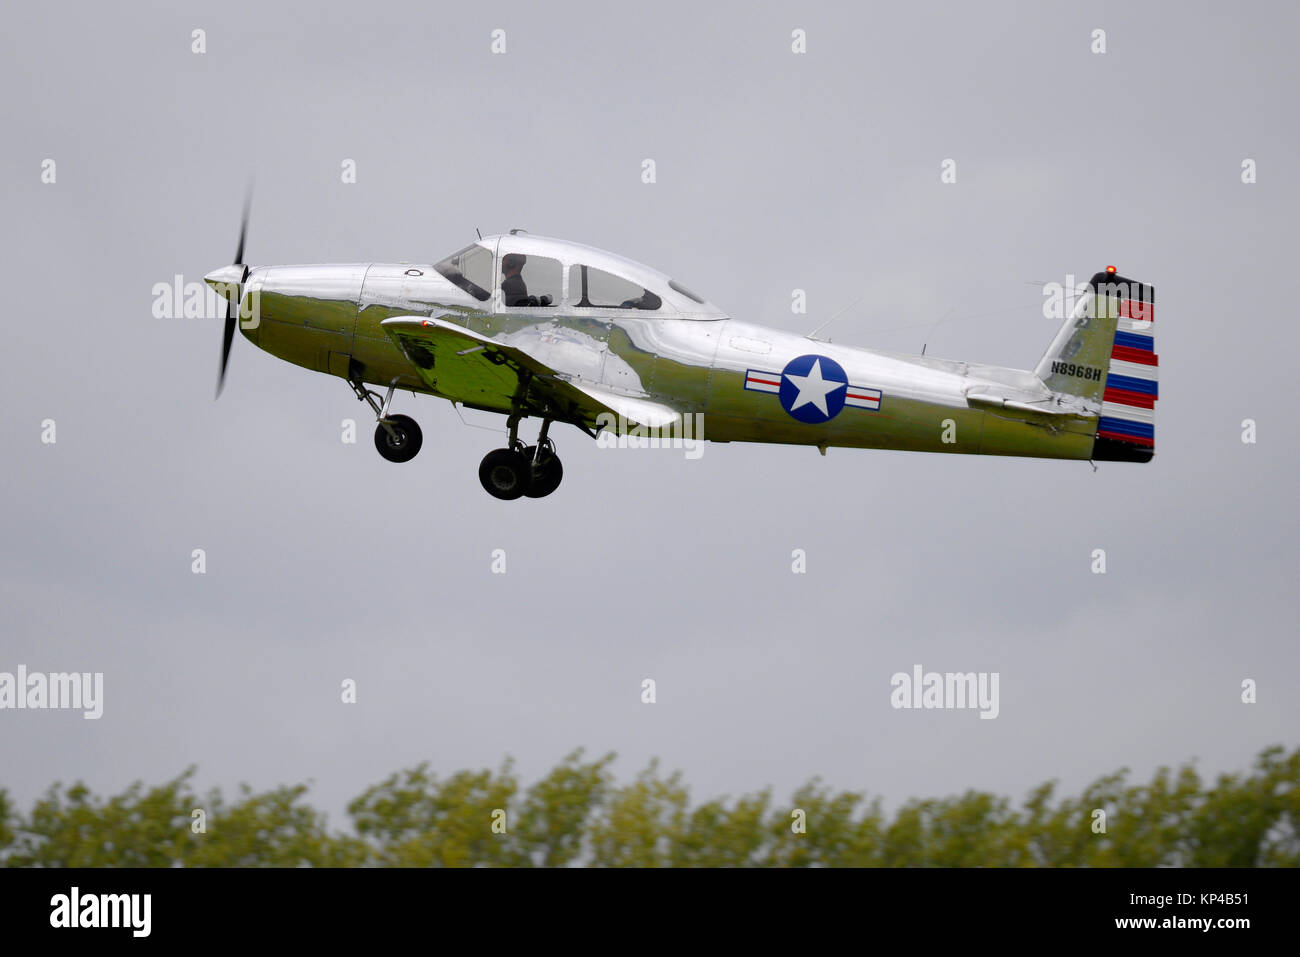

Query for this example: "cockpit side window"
[567,264,661,310]
[500,253,561,308]
[434,244,493,302]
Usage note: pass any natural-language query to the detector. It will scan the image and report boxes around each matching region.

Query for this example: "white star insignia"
[784,358,846,416]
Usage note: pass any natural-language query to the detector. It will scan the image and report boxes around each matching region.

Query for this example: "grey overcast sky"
[1,0,1297,830]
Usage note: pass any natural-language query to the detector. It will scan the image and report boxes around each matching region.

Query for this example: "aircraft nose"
[205,264,246,303]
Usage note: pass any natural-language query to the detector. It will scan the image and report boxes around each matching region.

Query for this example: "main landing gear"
[351,378,423,464]
[478,415,564,500]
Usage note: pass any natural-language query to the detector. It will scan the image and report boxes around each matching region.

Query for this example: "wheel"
[374,414,423,463]
[521,445,563,498]
[478,448,531,500]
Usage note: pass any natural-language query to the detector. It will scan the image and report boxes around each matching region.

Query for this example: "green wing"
[381,316,679,431]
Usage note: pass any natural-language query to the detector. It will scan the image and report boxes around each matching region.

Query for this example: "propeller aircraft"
[206,210,1157,500]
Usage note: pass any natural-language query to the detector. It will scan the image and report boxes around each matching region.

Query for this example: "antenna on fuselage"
[476,227,482,240]
[806,294,865,342]
[919,306,956,357]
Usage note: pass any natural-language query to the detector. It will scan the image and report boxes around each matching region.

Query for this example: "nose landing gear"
[351,377,423,464]
[374,414,422,463]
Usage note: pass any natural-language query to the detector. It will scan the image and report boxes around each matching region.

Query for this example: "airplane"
[205,213,1156,500]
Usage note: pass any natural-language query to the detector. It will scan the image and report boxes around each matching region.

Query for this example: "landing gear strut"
[478,415,564,500]
[521,417,563,498]
[351,377,423,463]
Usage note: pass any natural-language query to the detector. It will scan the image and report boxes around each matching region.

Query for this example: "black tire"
[478,448,531,500]
[374,414,423,463]
[521,445,564,498]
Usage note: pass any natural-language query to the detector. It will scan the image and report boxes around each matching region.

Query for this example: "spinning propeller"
[206,191,253,397]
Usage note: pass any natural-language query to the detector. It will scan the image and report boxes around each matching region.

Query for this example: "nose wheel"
[351,376,423,464]
[374,414,422,463]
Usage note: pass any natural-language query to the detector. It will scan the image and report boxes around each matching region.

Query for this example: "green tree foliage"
[348,761,519,867]
[0,790,14,853]
[2,746,1297,867]
[4,768,354,867]
[514,749,616,866]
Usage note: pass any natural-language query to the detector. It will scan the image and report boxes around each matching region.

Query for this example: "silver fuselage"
[232,257,1093,460]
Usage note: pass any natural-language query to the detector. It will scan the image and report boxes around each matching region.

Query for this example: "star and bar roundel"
[744,354,882,424]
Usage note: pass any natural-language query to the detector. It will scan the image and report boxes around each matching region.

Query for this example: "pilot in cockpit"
[501,253,551,307]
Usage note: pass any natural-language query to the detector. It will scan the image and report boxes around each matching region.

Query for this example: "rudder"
[1035,269,1157,463]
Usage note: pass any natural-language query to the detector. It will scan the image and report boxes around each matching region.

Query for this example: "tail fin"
[1035,269,1157,463]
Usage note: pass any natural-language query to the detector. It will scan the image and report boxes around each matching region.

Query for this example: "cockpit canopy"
[433,233,725,318]
[433,243,494,302]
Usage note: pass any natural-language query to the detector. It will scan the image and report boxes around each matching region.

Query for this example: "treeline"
[2,745,1296,866]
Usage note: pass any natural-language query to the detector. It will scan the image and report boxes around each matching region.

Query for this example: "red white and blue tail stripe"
[1094,272,1157,462]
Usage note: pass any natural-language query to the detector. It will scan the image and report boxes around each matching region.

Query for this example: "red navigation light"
[1105,265,1117,274]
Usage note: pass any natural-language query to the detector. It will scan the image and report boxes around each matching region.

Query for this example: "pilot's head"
[502,253,526,276]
